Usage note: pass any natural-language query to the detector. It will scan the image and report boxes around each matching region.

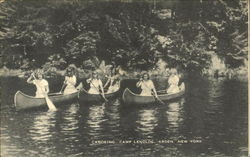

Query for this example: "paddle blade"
[157,97,165,105]
[158,99,165,105]
[45,96,57,111]
[101,95,108,102]
[152,91,165,105]
[104,98,108,102]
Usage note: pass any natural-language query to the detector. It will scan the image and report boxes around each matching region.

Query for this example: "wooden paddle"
[32,73,57,111]
[46,84,67,96]
[89,79,108,102]
[59,83,67,93]
[103,76,111,89]
[151,89,165,105]
[140,80,165,105]
[44,95,57,111]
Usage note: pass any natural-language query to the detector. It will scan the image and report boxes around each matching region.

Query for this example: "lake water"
[0,75,248,157]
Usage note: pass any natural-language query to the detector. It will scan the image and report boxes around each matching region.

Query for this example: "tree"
[0,0,247,74]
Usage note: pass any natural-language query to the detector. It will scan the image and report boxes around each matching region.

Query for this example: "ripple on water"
[0,77,248,157]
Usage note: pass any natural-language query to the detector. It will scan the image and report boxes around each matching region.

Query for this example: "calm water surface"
[0,76,248,157]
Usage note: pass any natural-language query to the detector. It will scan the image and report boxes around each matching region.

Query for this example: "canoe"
[78,81,120,103]
[122,85,185,105]
[14,91,79,111]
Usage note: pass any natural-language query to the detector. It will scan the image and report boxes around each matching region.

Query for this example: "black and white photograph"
[0,0,248,157]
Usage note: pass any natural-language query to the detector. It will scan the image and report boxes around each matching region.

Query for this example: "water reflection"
[105,99,120,129]
[25,111,59,156]
[136,109,158,138]
[30,111,57,143]
[59,103,81,154]
[166,98,185,131]
[204,78,225,138]
[0,77,248,157]
[208,78,224,103]
[61,104,79,132]
[87,103,106,137]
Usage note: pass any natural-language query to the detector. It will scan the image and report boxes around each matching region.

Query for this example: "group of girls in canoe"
[27,65,120,98]
[27,64,184,100]
[136,68,185,97]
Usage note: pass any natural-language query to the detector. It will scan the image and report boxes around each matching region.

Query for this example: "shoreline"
[0,67,247,81]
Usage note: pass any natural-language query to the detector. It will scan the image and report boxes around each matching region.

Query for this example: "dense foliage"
[0,0,248,73]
